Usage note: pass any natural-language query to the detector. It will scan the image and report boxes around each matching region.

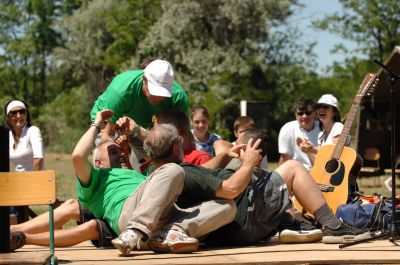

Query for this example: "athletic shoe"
[148,225,199,254]
[111,229,142,255]
[322,220,371,244]
[279,221,323,243]
[10,231,26,251]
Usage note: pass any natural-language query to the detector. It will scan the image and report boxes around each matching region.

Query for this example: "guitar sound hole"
[325,159,339,174]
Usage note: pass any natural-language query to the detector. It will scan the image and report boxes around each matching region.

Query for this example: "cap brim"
[147,81,172,97]
[315,103,336,108]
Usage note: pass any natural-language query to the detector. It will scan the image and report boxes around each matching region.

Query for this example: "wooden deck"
[1,236,400,265]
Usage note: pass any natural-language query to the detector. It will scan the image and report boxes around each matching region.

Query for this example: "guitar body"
[293,144,357,216]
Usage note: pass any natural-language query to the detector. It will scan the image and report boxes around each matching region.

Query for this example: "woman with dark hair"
[315,94,345,146]
[299,94,349,164]
[5,99,44,172]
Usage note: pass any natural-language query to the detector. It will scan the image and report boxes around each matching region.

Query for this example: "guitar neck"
[332,94,363,159]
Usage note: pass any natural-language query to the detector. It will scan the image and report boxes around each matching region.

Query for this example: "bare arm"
[32,158,43,171]
[215,139,261,199]
[202,143,246,169]
[72,109,113,186]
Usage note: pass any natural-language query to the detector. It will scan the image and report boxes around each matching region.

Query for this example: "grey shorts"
[236,171,291,244]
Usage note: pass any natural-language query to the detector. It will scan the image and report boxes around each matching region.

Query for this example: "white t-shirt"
[9,125,44,172]
[278,120,320,171]
[318,122,350,146]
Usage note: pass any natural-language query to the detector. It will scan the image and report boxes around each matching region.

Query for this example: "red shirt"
[183,149,212,165]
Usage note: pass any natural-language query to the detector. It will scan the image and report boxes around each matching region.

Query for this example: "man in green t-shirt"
[90,59,189,168]
[74,109,236,256]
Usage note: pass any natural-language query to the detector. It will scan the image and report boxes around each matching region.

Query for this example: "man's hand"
[94,109,114,130]
[226,143,246,158]
[240,138,262,168]
[115,116,139,136]
[297,137,314,153]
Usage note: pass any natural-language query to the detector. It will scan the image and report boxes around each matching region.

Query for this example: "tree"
[56,0,162,101]
[135,0,317,159]
[313,0,400,117]
[315,0,400,64]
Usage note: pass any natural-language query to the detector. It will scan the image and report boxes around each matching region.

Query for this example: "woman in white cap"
[315,94,344,146]
[298,94,348,163]
[4,99,44,172]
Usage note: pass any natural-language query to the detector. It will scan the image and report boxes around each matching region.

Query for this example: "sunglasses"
[296,111,313,116]
[8,109,27,117]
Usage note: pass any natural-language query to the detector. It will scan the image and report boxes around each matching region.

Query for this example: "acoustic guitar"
[294,73,378,216]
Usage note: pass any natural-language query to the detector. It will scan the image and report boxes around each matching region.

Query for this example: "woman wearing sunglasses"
[300,94,350,165]
[4,99,44,172]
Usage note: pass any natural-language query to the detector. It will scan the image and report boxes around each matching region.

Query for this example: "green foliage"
[314,0,400,62]
[37,85,91,153]
[1,0,398,157]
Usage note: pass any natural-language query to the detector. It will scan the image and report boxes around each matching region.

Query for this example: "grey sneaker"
[111,229,142,255]
[322,220,371,244]
[10,231,26,251]
[279,221,323,243]
[148,226,199,254]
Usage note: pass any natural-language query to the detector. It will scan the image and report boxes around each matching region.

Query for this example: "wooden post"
[0,125,10,252]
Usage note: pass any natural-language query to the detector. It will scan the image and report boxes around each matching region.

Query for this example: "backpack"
[335,193,400,232]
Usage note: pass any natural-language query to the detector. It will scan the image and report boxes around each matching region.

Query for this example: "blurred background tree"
[0,0,398,160]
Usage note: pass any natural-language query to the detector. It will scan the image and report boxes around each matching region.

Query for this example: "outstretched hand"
[115,116,139,136]
[226,143,247,158]
[240,138,262,167]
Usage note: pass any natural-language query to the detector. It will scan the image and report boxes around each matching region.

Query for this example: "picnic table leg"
[0,207,10,252]
[0,125,10,252]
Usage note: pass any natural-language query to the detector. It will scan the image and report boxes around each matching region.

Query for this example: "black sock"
[314,203,341,228]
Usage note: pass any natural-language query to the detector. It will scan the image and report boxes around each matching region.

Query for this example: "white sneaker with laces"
[111,229,142,255]
[148,225,199,254]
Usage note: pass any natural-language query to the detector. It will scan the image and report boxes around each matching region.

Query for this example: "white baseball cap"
[316,94,339,109]
[144,59,174,97]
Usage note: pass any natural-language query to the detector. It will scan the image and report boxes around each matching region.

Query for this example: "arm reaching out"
[115,116,148,141]
[72,109,113,186]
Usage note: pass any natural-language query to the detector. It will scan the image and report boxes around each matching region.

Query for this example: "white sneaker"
[111,229,142,255]
[148,226,199,254]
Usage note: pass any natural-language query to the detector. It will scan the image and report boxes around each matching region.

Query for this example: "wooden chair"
[359,147,382,186]
[0,170,57,265]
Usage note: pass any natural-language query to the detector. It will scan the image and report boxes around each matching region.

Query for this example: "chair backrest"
[0,170,56,206]
[363,148,380,162]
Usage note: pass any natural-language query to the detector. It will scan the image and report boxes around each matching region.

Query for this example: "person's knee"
[61,199,80,219]
[215,199,237,222]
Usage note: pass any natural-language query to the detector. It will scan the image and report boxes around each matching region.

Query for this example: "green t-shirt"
[90,70,189,128]
[176,163,250,227]
[76,166,147,234]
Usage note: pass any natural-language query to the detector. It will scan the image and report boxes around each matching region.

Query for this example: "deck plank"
[5,237,400,265]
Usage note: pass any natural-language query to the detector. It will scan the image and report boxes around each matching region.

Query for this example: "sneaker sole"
[279,230,323,244]
[111,239,132,255]
[148,241,199,254]
[322,231,371,244]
